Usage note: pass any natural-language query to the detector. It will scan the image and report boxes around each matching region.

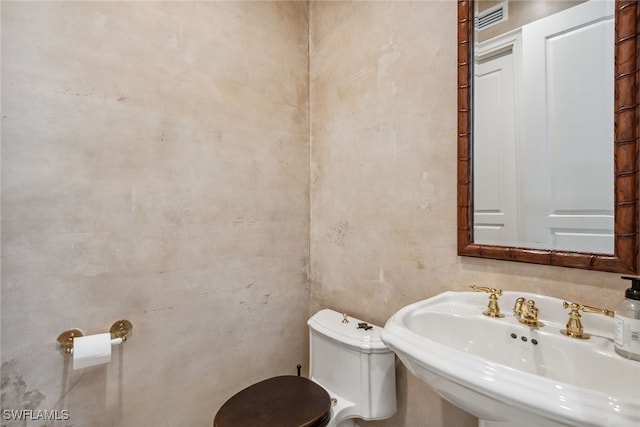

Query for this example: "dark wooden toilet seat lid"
[213,375,331,427]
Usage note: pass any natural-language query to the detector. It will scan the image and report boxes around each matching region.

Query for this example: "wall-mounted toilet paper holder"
[57,320,133,354]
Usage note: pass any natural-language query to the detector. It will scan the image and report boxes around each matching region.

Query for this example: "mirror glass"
[472,0,615,253]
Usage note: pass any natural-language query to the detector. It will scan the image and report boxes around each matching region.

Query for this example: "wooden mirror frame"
[457,0,639,274]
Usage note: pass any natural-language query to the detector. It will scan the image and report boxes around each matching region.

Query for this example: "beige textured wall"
[1,1,631,427]
[1,2,309,426]
[309,1,628,426]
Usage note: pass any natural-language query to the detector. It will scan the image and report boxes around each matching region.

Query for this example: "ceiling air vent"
[476,2,508,31]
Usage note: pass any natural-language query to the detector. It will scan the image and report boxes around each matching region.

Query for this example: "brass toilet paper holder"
[57,320,133,354]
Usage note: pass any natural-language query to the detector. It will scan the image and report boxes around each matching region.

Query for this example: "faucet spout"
[513,297,543,327]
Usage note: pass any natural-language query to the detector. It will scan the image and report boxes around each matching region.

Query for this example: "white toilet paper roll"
[73,333,112,370]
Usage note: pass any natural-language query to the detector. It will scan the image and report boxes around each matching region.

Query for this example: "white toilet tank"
[307,309,396,422]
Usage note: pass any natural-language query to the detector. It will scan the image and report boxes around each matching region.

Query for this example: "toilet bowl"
[213,309,397,427]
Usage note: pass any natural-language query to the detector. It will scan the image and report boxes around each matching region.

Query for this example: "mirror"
[474,0,614,254]
[457,0,639,273]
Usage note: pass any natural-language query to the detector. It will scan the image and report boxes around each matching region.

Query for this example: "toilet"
[213,309,397,427]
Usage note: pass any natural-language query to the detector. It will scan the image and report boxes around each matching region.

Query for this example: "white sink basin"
[380,291,640,427]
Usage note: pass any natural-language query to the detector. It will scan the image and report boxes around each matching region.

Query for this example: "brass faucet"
[513,297,543,327]
[561,301,614,339]
[470,285,504,318]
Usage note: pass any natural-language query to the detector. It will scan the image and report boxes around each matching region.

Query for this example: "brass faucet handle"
[562,301,614,318]
[561,301,614,339]
[470,285,505,318]
[470,285,503,296]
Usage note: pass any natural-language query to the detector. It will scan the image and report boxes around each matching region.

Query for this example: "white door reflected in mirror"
[473,0,614,254]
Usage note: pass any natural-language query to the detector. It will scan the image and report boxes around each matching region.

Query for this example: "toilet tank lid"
[307,309,392,354]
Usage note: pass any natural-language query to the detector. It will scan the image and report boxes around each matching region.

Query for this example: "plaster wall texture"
[1,1,630,427]
[1,2,309,426]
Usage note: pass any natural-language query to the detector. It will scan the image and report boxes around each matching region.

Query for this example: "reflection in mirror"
[457,0,639,274]
[473,0,614,253]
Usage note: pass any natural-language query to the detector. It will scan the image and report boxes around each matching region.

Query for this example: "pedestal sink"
[380,291,640,427]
